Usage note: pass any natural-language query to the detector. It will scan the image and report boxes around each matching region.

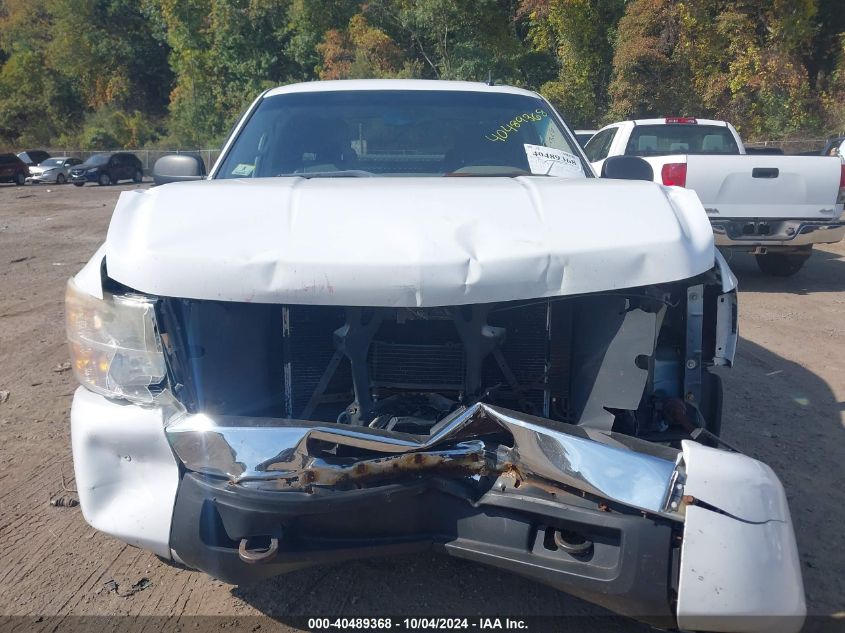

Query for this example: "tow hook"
[238,536,279,564]
[553,529,593,557]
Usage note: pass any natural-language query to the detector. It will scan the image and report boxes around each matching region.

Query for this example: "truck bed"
[642,154,843,221]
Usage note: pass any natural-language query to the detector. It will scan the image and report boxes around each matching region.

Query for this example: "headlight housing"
[65,279,166,404]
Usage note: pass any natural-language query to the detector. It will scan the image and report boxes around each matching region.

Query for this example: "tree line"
[1,0,844,150]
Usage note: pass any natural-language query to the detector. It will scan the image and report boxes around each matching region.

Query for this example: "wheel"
[73,182,84,187]
[15,172,25,186]
[133,169,143,183]
[98,172,111,186]
[755,251,810,276]
[56,173,66,185]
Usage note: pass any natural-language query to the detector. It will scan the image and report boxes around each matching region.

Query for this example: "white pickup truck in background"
[585,117,845,276]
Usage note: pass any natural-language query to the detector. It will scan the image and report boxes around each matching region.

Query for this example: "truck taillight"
[661,163,687,187]
[665,117,697,124]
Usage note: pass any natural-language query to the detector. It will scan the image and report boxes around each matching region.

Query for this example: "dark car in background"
[16,150,51,166]
[0,153,29,185]
[69,152,144,186]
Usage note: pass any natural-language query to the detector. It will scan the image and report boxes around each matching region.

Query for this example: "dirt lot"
[0,181,843,631]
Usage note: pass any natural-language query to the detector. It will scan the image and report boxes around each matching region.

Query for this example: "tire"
[73,182,84,187]
[98,172,111,186]
[755,251,810,277]
[15,172,25,186]
[56,173,66,185]
[133,168,143,183]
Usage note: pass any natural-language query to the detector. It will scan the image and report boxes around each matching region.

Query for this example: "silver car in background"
[27,156,83,184]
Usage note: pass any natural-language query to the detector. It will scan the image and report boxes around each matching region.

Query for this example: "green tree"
[610,0,820,138]
[285,0,360,78]
[49,0,171,114]
[521,0,625,127]
[152,0,227,146]
[153,0,306,146]
[822,32,845,133]
[365,0,533,83]
[676,0,818,137]
[0,0,77,146]
[608,0,690,121]
[3,0,845,148]
[317,14,411,79]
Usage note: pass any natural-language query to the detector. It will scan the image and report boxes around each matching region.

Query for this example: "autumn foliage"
[0,0,843,148]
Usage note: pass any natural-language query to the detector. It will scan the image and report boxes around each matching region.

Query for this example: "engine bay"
[149,271,732,443]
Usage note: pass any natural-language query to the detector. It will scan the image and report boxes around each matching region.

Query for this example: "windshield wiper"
[276,170,376,178]
[444,166,541,178]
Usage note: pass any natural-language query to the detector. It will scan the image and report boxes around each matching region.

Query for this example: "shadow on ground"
[717,337,844,621]
[724,248,845,294]
[229,336,843,630]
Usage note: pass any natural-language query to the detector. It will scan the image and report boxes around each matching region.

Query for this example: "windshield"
[41,158,63,167]
[625,124,739,156]
[216,90,587,178]
[86,153,111,166]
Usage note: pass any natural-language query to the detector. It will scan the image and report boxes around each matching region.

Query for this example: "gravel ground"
[0,181,842,631]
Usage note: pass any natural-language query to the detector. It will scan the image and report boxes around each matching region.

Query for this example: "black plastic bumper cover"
[171,473,676,626]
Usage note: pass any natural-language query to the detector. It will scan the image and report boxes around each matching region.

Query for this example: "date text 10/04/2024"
[307,618,529,630]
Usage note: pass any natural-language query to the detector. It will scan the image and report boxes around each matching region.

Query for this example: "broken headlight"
[65,278,166,404]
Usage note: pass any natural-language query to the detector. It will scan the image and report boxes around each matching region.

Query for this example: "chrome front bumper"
[72,390,806,632]
[711,218,845,248]
[166,403,682,517]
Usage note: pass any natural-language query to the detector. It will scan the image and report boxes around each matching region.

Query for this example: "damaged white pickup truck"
[67,80,804,632]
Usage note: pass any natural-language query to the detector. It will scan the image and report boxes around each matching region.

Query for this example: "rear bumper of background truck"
[70,387,806,632]
[711,217,845,249]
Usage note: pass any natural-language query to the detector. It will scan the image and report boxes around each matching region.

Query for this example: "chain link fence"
[42,148,222,174]
[47,137,832,168]
[743,137,841,154]
[36,137,845,173]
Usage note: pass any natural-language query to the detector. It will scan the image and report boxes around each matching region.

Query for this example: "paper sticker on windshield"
[524,144,582,176]
[232,163,255,176]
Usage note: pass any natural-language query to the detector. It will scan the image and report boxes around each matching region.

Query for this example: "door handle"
[752,167,779,178]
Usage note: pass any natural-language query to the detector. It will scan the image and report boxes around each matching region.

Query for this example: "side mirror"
[600,155,654,181]
[153,154,206,186]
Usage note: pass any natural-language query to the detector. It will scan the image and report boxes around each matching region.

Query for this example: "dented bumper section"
[161,402,804,632]
[167,403,680,515]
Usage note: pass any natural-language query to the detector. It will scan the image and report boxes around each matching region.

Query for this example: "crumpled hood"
[104,176,714,307]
